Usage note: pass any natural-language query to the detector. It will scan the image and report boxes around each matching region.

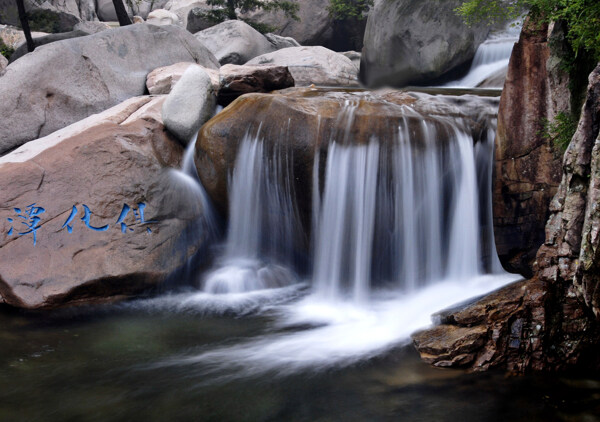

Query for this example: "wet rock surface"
[194,87,498,220]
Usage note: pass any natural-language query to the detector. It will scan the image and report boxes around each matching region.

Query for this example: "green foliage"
[541,111,578,152]
[327,0,373,21]
[0,38,15,60]
[455,0,600,61]
[201,0,300,24]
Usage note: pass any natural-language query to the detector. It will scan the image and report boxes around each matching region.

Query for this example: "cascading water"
[155,90,520,377]
[202,132,305,294]
[445,22,521,88]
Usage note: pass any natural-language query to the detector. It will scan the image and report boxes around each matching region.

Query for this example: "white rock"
[162,65,216,143]
[146,9,181,26]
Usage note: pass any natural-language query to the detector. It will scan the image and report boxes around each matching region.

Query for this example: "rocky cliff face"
[413,54,600,374]
[493,20,569,278]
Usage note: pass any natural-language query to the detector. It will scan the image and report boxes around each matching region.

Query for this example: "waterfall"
[313,114,489,302]
[202,132,305,294]
[445,22,520,88]
[158,91,521,375]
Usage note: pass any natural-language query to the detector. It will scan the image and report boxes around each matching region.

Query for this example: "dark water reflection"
[0,301,598,422]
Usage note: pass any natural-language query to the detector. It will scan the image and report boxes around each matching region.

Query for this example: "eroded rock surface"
[493,20,570,277]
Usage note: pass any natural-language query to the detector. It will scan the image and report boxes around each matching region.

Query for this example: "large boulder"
[493,20,569,277]
[146,62,217,95]
[360,0,490,87]
[0,96,210,309]
[194,19,276,65]
[0,0,90,32]
[162,65,216,143]
[194,87,497,217]
[0,23,219,156]
[246,46,359,86]
[9,29,93,63]
[239,0,332,47]
[163,0,213,32]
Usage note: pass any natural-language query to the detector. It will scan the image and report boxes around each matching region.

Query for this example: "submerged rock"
[360,0,489,87]
[246,46,359,86]
[0,96,209,309]
[0,24,219,156]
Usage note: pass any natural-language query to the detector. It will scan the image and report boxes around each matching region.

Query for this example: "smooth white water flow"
[202,134,304,294]
[445,22,521,88]
[167,92,520,379]
[166,136,220,245]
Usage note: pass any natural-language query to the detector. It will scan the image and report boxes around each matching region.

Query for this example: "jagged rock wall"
[413,24,600,374]
[493,20,569,278]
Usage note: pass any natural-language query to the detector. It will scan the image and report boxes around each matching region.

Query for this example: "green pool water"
[0,295,598,422]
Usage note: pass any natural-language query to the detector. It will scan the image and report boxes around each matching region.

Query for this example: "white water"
[202,133,304,294]
[445,22,521,88]
[154,96,520,379]
[166,135,220,245]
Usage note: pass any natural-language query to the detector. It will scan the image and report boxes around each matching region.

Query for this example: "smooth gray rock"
[195,19,276,65]
[186,5,215,33]
[246,46,359,87]
[163,0,213,32]
[360,0,490,87]
[265,33,300,49]
[73,20,112,34]
[162,65,216,143]
[0,24,219,155]
[341,51,360,69]
[0,53,7,74]
[9,29,91,63]
[240,0,332,46]
[0,0,92,32]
